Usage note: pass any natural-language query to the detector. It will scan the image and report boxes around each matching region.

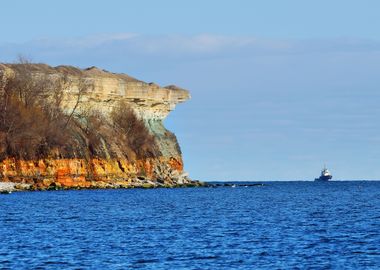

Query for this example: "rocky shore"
[0,179,204,193]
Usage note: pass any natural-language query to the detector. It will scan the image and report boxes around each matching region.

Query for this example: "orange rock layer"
[0,157,187,190]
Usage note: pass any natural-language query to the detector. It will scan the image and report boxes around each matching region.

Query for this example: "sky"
[1,0,380,180]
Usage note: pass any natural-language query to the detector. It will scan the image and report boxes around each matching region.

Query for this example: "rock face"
[0,64,197,190]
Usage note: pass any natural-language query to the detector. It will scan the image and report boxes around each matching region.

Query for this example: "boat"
[314,166,332,181]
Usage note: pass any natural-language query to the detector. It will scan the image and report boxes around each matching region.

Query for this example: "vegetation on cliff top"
[0,60,158,161]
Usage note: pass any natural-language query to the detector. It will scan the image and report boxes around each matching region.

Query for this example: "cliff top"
[0,62,190,120]
[0,63,187,92]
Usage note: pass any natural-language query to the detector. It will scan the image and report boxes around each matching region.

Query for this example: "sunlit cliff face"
[0,64,193,189]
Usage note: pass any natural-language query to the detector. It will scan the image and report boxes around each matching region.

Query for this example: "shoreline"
[0,180,205,193]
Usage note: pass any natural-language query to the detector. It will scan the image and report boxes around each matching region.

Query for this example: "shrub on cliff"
[0,61,83,159]
[111,101,158,159]
[0,96,66,159]
[0,61,160,161]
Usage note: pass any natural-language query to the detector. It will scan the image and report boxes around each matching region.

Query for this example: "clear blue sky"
[1,0,380,180]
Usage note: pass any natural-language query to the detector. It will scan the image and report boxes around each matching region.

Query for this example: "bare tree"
[0,59,75,159]
[5,58,51,108]
[0,60,159,162]
[64,77,93,129]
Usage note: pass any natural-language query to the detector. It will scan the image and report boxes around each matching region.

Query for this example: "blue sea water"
[1,181,380,269]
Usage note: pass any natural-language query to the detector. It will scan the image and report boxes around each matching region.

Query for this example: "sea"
[1,181,380,269]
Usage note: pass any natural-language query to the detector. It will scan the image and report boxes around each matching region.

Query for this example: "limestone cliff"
[0,63,198,191]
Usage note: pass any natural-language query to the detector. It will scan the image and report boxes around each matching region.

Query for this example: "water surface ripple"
[1,181,380,269]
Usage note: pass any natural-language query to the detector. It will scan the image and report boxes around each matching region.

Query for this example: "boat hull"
[314,175,332,181]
